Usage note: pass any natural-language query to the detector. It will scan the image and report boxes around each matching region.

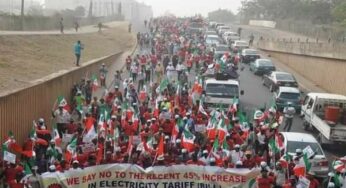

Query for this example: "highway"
[232,26,346,161]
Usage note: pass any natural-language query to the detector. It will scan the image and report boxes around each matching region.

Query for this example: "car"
[205,35,221,49]
[218,26,231,36]
[273,86,302,112]
[215,23,225,30]
[262,71,299,92]
[231,40,249,53]
[204,30,217,39]
[249,59,276,75]
[223,32,240,44]
[280,132,329,178]
[240,49,260,64]
[214,44,230,60]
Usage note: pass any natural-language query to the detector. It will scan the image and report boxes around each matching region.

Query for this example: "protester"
[74,40,84,66]
[2,17,340,188]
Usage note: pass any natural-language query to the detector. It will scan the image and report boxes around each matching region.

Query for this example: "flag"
[229,96,239,113]
[2,131,22,154]
[52,124,62,147]
[268,138,279,154]
[3,151,16,164]
[182,129,195,152]
[156,135,164,158]
[216,117,228,142]
[159,78,169,92]
[91,74,99,91]
[198,103,208,116]
[57,96,71,112]
[83,126,97,143]
[303,152,312,172]
[65,137,77,162]
[171,122,179,143]
[207,112,218,139]
[333,160,346,173]
[275,133,284,151]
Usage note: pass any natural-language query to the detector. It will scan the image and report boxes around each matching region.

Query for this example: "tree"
[74,6,85,17]
[27,5,44,16]
[332,1,346,23]
[208,9,235,23]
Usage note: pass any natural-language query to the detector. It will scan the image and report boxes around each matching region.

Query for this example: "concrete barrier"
[258,40,346,95]
[0,51,123,145]
[249,20,276,28]
[258,40,346,60]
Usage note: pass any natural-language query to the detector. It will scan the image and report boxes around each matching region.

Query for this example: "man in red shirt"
[256,168,274,188]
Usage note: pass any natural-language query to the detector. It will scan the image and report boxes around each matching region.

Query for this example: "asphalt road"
[232,27,346,161]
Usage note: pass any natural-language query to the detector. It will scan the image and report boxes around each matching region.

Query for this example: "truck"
[203,78,244,110]
[301,92,346,146]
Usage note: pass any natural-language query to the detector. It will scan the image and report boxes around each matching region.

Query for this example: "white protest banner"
[297,176,310,188]
[40,164,260,188]
[195,124,206,133]
[81,143,96,153]
[3,151,16,164]
[303,145,314,159]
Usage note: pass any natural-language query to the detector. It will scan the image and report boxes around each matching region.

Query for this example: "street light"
[21,0,24,30]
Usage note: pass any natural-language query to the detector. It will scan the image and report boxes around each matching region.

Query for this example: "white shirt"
[257,133,266,145]
[284,106,296,118]
[176,64,186,71]
[54,109,70,124]
[230,150,243,164]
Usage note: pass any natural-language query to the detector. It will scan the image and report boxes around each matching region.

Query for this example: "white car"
[217,26,231,35]
[231,40,249,53]
[223,32,240,44]
[205,35,221,49]
[280,132,329,177]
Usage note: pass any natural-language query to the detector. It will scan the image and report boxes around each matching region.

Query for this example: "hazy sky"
[36,0,242,17]
[139,0,242,17]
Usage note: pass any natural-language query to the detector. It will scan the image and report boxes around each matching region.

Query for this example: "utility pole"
[21,0,24,30]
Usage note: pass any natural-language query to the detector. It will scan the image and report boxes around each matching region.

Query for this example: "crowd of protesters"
[1,17,346,188]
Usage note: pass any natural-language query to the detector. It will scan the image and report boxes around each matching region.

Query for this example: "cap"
[114,85,119,89]
[328,172,335,177]
[203,150,208,154]
[73,160,79,164]
[260,161,267,167]
[295,149,302,153]
[235,144,240,148]
[186,112,191,116]
[176,139,181,143]
[328,182,335,188]
[245,150,252,155]
[182,149,187,153]
[50,140,55,144]
[31,166,38,170]
[147,119,152,123]
[58,104,64,108]
[165,136,169,140]
[49,165,56,171]
[175,114,180,119]
[151,118,156,121]
[209,158,216,162]
[111,115,116,119]
[183,117,188,120]
[236,161,243,166]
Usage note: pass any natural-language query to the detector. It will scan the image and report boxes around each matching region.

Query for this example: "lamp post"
[21,0,24,30]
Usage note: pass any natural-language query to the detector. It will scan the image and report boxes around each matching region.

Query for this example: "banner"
[39,164,260,188]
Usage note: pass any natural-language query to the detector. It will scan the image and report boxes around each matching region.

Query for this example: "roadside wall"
[258,40,346,60]
[258,40,346,95]
[249,20,276,28]
[0,52,122,145]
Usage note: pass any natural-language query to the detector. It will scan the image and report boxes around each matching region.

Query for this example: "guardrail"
[0,51,122,145]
